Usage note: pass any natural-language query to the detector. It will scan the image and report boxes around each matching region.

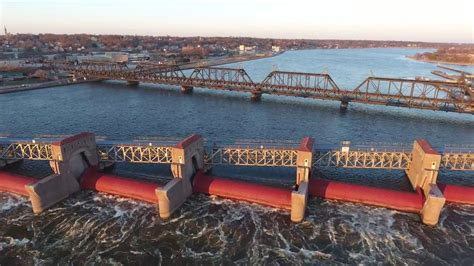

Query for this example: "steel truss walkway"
[1,137,472,171]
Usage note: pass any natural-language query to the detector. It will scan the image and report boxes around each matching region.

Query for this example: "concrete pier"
[405,139,441,193]
[127,80,139,86]
[251,90,262,101]
[420,184,446,225]
[26,133,98,213]
[405,139,445,225]
[291,181,308,222]
[180,85,193,93]
[340,100,349,111]
[156,134,204,219]
[290,137,314,222]
[296,137,314,185]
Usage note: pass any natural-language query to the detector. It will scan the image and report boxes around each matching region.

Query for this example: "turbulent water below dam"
[1,48,473,264]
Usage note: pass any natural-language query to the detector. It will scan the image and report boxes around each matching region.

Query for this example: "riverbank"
[0,78,99,94]
[406,55,474,66]
[179,51,284,69]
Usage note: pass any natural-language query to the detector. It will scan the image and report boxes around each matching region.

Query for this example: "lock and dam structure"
[1,132,473,226]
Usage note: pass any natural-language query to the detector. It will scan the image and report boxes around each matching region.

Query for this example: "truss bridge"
[44,61,473,114]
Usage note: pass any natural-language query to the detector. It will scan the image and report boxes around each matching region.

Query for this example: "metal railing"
[96,140,174,164]
[0,141,54,160]
[0,136,472,171]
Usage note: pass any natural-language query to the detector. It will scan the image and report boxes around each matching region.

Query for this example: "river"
[0,48,473,264]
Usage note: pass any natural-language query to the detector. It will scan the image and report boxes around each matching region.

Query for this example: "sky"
[0,0,473,43]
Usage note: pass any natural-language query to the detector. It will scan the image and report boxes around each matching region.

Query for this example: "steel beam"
[96,143,173,164]
[44,61,473,114]
[0,142,53,160]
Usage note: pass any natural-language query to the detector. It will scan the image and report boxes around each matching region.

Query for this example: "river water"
[0,48,473,264]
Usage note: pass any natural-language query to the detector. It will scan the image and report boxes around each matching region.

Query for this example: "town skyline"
[2,30,474,45]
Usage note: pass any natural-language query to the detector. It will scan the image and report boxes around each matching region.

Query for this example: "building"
[104,52,129,63]
[67,52,129,63]
[239,45,256,55]
[128,52,150,62]
[272,46,281,53]
[181,46,208,57]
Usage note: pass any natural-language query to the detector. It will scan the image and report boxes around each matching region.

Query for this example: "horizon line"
[2,31,473,45]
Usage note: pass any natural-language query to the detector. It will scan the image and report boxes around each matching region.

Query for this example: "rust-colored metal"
[43,61,474,114]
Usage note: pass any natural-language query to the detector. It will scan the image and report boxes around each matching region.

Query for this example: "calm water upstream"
[1,48,473,264]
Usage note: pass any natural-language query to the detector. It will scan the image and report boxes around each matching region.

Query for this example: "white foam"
[0,237,30,251]
[0,194,28,211]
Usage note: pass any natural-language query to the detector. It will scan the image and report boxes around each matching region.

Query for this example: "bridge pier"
[340,100,349,111]
[251,90,262,102]
[181,85,194,93]
[127,80,139,86]
[405,139,445,225]
[25,133,98,214]
[156,134,204,219]
[291,137,314,223]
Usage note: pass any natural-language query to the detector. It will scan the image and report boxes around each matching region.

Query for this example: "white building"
[239,45,256,54]
[67,52,129,63]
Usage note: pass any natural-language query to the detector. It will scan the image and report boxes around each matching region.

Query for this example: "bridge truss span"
[134,63,187,80]
[206,146,298,167]
[44,61,473,114]
[351,77,472,113]
[441,149,474,171]
[46,60,132,76]
[260,71,340,99]
[96,143,173,164]
[187,67,255,91]
[313,149,412,169]
[0,141,54,160]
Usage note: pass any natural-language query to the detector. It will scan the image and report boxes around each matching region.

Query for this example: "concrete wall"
[170,135,205,180]
[405,139,445,225]
[156,178,190,219]
[26,173,80,213]
[296,137,314,185]
[156,134,204,219]
[405,139,441,194]
[26,133,98,213]
[291,181,308,223]
[49,132,98,178]
[420,184,446,225]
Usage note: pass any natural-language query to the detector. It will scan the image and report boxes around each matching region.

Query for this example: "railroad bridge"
[45,61,474,114]
[1,132,473,225]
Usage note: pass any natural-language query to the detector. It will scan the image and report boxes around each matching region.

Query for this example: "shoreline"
[406,56,474,67]
[0,52,283,94]
[0,78,99,94]
[179,51,284,69]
